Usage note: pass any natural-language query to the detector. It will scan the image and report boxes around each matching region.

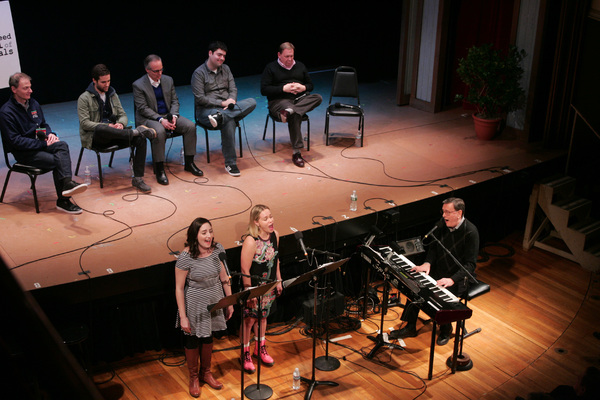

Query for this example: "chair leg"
[95,152,103,189]
[108,151,115,168]
[1,170,12,203]
[204,128,211,163]
[272,116,276,153]
[262,114,269,141]
[28,174,40,213]
[75,147,84,176]
[237,125,243,158]
[324,113,330,146]
[306,117,310,151]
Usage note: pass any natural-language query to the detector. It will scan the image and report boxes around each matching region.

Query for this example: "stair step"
[539,175,577,202]
[550,197,592,226]
[568,218,600,251]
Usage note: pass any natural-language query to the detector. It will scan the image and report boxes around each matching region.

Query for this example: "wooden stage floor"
[0,71,565,292]
[90,233,600,400]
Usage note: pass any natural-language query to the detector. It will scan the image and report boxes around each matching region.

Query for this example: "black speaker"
[302,291,345,328]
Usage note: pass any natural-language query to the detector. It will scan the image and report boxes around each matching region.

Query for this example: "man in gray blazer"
[133,54,202,185]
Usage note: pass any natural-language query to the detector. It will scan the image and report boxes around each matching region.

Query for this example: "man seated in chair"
[191,41,256,177]
[78,64,155,193]
[0,72,88,214]
[390,197,479,346]
[133,54,202,185]
[260,42,322,168]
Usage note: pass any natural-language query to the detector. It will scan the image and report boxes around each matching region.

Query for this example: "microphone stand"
[283,258,349,400]
[426,232,478,373]
[310,251,341,372]
[207,281,278,400]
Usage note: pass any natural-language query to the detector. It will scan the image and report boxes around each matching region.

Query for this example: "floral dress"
[244,231,279,318]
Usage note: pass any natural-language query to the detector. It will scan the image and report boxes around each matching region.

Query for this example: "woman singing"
[175,217,233,397]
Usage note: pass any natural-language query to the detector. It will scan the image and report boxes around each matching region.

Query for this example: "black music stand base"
[446,353,473,371]
[245,383,273,400]
[301,377,338,400]
[315,355,340,371]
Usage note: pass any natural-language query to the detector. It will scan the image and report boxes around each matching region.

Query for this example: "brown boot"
[199,342,223,390]
[184,347,200,398]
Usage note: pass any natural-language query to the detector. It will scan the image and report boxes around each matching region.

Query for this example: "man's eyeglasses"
[149,68,163,73]
[441,209,458,216]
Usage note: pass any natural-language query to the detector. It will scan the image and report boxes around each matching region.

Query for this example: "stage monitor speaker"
[395,237,424,256]
[302,291,345,328]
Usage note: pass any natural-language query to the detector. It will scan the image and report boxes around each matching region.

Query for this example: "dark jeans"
[92,125,147,178]
[13,140,73,199]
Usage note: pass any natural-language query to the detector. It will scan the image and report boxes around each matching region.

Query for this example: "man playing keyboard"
[390,197,479,346]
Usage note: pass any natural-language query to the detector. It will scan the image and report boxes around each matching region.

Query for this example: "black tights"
[184,334,213,350]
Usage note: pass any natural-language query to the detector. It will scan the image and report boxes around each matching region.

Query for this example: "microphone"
[166,113,173,122]
[294,231,308,257]
[108,114,118,124]
[423,219,444,240]
[218,252,232,280]
[227,102,235,110]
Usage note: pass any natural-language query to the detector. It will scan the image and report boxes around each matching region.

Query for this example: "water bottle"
[350,190,358,211]
[180,148,185,165]
[292,367,300,390]
[84,166,92,186]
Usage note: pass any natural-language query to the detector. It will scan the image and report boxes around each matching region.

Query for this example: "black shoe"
[208,112,222,128]
[154,162,168,185]
[132,177,151,193]
[225,164,240,177]
[56,198,83,214]
[436,325,452,346]
[61,180,88,197]
[292,152,305,168]
[389,325,417,339]
[184,160,204,177]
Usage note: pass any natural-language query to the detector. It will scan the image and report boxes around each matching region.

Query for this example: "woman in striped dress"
[175,217,233,397]
[240,204,283,373]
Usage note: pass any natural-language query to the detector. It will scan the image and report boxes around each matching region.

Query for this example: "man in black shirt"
[391,197,479,346]
[260,42,322,168]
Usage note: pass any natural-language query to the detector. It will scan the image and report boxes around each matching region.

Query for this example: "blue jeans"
[196,98,256,165]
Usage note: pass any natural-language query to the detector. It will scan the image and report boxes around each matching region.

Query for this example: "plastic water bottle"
[180,148,185,165]
[84,166,92,186]
[292,367,301,390]
[350,190,358,211]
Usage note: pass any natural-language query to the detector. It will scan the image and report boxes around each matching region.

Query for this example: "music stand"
[366,264,404,358]
[208,281,278,400]
[283,258,349,400]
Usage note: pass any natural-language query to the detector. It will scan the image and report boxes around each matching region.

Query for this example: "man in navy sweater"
[0,72,87,214]
[261,42,322,168]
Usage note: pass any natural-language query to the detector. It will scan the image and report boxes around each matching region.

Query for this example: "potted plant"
[455,43,527,140]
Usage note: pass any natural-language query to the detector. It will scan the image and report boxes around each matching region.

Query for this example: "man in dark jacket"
[77,64,156,193]
[0,72,87,214]
[390,197,479,346]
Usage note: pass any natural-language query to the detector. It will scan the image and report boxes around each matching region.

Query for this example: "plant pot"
[472,114,501,140]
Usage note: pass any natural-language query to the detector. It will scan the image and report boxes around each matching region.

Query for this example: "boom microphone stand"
[283,258,348,400]
[208,280,278,400]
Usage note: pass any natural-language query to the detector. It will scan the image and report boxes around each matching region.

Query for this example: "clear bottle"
[292,367,301,390]
[180,148,185,165]
[350,190,358,211]
[84,166,92,186]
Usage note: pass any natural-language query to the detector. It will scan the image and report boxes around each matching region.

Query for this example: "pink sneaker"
[241,351,255,374]
[254,341,274,366]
